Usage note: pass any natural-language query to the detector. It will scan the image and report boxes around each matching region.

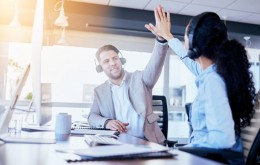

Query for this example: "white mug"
[55,113,71,135]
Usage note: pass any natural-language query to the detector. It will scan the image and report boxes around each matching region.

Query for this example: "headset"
[95,45,126,73]
[187,12,221,60]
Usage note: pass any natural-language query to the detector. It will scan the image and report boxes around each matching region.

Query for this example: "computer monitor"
[31,69,52,126]
[0,65,30,134]
[31,0,52,126]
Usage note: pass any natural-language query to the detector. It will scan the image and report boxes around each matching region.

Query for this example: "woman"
[145,5,256,152]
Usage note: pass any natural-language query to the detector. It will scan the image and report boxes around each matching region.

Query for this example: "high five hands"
[145,5,174,41]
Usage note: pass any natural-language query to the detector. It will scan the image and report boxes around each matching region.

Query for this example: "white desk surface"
[0,131,224,165]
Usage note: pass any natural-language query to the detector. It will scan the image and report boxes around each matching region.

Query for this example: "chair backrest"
[152,95,168,139]
[185,103,192,122]
[241,98,260,165]
[185,103,193,136]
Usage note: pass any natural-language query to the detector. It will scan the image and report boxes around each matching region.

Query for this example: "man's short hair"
[95,45,120,61]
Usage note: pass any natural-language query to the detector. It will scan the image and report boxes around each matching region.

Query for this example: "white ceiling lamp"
[244,36,251,59]
[222,16,227,26]
[9,0,21,28]
[57,27,68,45]
[244,36,251,48]
[54,0,68,27]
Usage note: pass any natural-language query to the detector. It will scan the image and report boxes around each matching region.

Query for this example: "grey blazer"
[88,41,168,144]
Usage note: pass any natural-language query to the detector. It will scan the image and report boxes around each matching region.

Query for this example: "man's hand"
[145,5,173,41]
[105,120,129,133]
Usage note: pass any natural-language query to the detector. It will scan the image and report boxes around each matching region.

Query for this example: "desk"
[0,132,223,165]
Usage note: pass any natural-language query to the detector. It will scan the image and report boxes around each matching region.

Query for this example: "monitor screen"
[31,0,52,126]
[0,65,30,134]
[31,52,52,126]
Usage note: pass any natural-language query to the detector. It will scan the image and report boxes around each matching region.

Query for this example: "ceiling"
[71,0,260,25]
[0,0,259,49]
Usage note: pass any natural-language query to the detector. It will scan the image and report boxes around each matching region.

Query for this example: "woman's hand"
[145,5,174,41]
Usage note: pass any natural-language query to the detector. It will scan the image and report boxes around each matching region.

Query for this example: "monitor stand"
[22,101,54,132]
[21,124,54,132]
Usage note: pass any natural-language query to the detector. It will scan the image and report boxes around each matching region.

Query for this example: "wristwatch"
[156,37,167,43]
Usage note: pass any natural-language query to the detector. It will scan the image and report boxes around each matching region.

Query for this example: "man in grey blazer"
[88,38,168,145]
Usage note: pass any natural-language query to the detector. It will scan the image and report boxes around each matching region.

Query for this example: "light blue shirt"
[168,38,242,152]
[110,75,144,139]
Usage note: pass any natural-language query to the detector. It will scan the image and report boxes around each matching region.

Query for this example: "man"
[88,38,168,145]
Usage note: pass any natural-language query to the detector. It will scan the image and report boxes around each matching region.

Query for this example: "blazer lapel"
[125,71,146,117]
[103,81,116,119]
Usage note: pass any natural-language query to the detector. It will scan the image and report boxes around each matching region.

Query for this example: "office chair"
[152,95,177,147]
[185,103,193,136]
[179,102,260,165]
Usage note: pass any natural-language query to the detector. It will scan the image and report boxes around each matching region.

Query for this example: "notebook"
[57,144,175,162]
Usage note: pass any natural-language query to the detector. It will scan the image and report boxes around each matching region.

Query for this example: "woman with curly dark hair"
[145,5,256,153]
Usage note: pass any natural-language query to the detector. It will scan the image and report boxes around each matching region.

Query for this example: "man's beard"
[107,68,124,80]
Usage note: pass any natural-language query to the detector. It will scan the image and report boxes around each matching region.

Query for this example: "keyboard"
[84,135,122,146]
[71,125,119,136]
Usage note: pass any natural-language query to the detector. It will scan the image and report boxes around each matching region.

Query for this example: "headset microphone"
[180,55,189,60]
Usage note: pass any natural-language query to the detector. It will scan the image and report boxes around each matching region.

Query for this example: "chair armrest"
[165,140,178,148]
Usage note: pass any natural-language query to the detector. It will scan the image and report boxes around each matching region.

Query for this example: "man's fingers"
[107,120,128,133]
[157,6,163,21]
[167,11,170,23]
[145,24,152,31]
[161,6,166,21]
[154,8,160,24]
[116,121,127,131]
[111,122,123,132]
[123,123,129,126]
[145,24,158,37]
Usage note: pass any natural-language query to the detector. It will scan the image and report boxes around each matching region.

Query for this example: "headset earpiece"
[95,56,126,73]
[96,65,103,73]
[120,57,126,65]
[187,47,200,60]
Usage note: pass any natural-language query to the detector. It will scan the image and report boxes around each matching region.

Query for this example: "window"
[169,55,197,106]
[41,42,164,104]
[0,42,32,102]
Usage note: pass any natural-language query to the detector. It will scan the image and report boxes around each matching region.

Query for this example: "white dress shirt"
[110,77,144,139]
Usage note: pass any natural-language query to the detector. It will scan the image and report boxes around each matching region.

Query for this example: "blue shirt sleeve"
[168,38,202,77]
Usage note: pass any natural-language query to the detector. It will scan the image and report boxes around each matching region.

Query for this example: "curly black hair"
[188,13,256,135]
